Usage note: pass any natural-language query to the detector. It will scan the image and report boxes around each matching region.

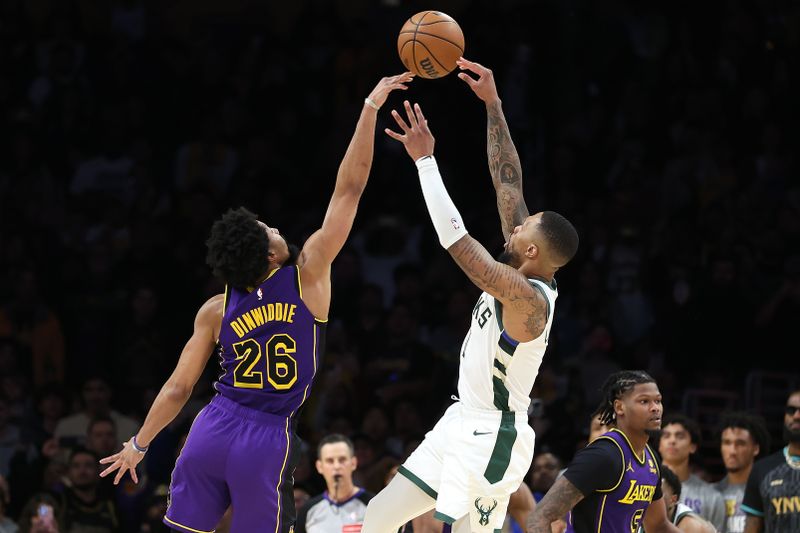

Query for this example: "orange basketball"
[397,11,465,79]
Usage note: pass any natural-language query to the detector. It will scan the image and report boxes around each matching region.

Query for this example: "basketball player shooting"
[361,62,579,533]
[97,71,414,533]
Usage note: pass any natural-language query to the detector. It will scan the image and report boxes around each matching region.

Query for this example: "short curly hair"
[539,211,579,263]
[206,207,270,289]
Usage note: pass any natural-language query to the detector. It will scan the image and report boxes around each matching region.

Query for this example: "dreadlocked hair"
[206,207,269,289]
[596,370,656,426]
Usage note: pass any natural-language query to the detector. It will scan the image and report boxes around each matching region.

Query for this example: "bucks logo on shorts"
[474,497,498,526]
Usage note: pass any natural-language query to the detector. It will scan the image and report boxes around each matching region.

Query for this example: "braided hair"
[595,370,656,426]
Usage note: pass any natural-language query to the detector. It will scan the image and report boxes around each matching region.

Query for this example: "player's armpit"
[447,234,546,340]
[526,476,583,533]
[167,294,224,393]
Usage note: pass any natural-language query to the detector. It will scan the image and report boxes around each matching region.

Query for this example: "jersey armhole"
[222,284,231,316]
[528,280,551,321]
[595,436,626,493]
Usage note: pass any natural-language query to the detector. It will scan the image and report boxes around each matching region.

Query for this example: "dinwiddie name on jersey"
[229,302,298,338]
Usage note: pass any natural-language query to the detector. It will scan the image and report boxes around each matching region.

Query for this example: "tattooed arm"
[526,476,584,533]
[457,57,529,238]
[448,235,547,340]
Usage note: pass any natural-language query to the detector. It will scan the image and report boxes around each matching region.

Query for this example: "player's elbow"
[163,380,193,403]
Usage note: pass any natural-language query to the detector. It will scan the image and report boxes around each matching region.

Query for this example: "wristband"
[131,435,148,453]
[364,97,379,110]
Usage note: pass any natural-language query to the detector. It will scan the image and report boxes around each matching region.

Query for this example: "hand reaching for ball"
[385,101,435,162]
[456,57,500,105]
[367,72,415,110]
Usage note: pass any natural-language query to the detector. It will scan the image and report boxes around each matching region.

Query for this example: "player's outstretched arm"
[386,101,547,341]
[641,497,683,533]
[526,476,583,533]
[300,73,413,277]
[99,294,223,485]
[457,57,529,240]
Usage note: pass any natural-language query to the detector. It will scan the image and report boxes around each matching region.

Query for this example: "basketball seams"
[413,41,451,76]
[407,31,464,53]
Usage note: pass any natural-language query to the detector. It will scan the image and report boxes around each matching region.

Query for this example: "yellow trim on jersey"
[645,443,660,476]
[164,516,215,533]
[222,285,229,316]
[273,418,291,533]
[267,267,280,280]
[295,265,303,298]
[291,323,320,417]
[612,428,646,464]
[596,494,608,533]
[595,435,626,493]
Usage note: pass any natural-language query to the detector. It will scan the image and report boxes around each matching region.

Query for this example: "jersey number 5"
[232,334,298,390]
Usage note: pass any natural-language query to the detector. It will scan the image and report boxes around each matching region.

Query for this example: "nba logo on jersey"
[257,288,263,300]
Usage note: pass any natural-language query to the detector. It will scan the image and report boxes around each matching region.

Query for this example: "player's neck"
[617,426,649,457]
[788,441,800,457]
[663,459,691,481]
[726,466,751,485]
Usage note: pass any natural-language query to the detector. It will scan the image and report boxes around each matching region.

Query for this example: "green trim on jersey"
[433,511,456,524]
[398,465,438,499]
[498,334,517,356]
[484,411,518,484]
[493,359,506,375]
[492,376,510,411]
[527,280,551,322]
[494,299,504,330]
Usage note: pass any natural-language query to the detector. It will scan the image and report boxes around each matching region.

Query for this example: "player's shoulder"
[752,449,787,476]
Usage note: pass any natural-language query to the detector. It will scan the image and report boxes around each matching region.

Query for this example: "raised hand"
[456,57,500,105]
[99,438,145,485]
[384,100,435,162]
[367,72,415,109]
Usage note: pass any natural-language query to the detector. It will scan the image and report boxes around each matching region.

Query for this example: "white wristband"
[414,155,468,249]
[364,97,379,110]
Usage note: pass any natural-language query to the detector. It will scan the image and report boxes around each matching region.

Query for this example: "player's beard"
[497,247,520,268]
[783,423,800,444]
[287,243,300,265]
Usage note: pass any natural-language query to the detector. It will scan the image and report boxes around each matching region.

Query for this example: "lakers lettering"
[230,303,297,338]
[771,495,800,514]
[618,480,656,505]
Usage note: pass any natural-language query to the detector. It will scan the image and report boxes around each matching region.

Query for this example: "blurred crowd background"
[0,0,799,531]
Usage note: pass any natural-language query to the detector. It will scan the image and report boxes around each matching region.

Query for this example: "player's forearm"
[335,103,378,195]
[526,512,558,533]
[486,101,529,233]
[135,381,193,447]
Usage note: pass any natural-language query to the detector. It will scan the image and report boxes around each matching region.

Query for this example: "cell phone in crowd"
[37,503,55,525]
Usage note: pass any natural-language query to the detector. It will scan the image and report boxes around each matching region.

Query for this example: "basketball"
[397,11,465,79]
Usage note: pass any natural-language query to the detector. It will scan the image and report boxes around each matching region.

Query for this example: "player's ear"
[525,243,538,259]
[350,455,358,471]
[315,459,323,475]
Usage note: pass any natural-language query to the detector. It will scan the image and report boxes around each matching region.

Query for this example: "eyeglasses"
[786,405,800,416]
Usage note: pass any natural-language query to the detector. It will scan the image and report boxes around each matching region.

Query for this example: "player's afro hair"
[539,211,579,263]
[206,207,269,289]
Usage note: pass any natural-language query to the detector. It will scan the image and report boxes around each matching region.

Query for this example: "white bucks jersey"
[457,277,557,412]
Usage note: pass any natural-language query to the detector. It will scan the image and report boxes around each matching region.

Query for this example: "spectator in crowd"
[0,475,17,533]
[53,378,137,449]
[658,466,716,533]
[17,493,62,533]
[659,414,726,531]
[529,452,563,502]
[741,390,800,532]
[714,411,770,533]
[56,448,119,533]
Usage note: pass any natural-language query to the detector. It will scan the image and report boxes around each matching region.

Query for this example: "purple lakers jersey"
[214,265,325,417]
[566,429,661,533]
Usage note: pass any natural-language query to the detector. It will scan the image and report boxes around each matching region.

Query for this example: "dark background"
[0,0,799,531]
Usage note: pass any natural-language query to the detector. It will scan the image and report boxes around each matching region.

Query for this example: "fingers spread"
[458,73,478,86]
[403,100,418,127]
[413,103,426,124]
[391,109,410,131]
[384,128,405,141]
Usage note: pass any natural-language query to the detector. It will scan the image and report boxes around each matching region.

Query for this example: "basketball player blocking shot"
[98,72,414,533]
